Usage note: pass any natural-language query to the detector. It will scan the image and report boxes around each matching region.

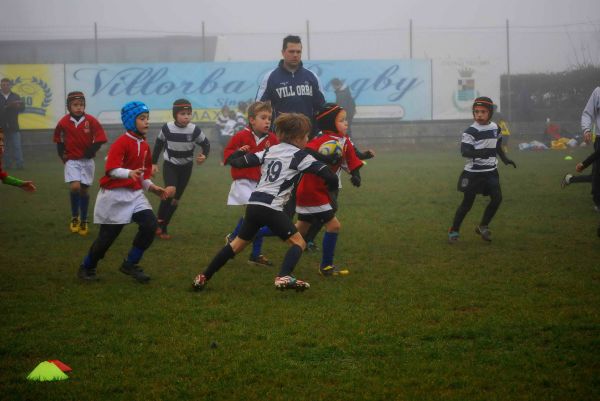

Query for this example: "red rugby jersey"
[296,131,363,207]
[99,132,153,190]
[53,114,107,160]
[223,127,279,181]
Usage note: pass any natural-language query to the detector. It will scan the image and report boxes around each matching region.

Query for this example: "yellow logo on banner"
[11,76,53,117]
[1,64,59,130]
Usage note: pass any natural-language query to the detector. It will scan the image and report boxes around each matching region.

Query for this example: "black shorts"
[457,170,500,196]
[162,161,193,200]
[297,209,336,225]
[238,204,298,241]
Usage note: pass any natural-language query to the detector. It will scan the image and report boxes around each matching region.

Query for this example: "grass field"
[1,146,599,401]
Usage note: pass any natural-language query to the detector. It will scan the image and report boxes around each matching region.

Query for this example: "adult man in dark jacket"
[256,35,325,138]
[0,78,25,169]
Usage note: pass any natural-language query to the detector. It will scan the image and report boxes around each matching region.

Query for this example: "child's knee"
[490,192,503,207]
[138,214,158,233]
[325,218,341,233]
[288,233,306,250]
[69,182,81,192]
[230,237,248,254]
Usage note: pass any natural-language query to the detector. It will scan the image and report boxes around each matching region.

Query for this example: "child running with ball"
[193,113,338,291]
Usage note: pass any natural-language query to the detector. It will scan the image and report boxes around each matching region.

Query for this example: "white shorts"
[64,159,95,186]
[227,179,258,206]
[93,187,152,224]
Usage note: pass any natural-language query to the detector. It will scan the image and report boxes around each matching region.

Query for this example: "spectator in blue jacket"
[256,35,325,138]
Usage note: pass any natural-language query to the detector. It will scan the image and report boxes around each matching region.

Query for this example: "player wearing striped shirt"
[193,113,338,292]
[151,99,210,239]
[448,97,516,243]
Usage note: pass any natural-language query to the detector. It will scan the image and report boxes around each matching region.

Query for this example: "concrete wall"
[18,118,583,154]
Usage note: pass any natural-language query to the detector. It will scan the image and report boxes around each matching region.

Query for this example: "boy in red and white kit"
[223,101,279,266]
[53,91,107,236]
[295,103,364,276]
[78,101,173,283]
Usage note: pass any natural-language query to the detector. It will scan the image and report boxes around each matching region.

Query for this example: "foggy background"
[1,0,599,150]
[2,0,599,72]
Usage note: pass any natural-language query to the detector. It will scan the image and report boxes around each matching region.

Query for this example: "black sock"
[451,192,476,232]
[279,245,303,277]
[203,244,235,279]
[157,200,170,223]
[305,220,323,243]
[164,203,178,225]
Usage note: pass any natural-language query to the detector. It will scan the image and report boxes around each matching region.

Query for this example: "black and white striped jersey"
[462,122,501,172]
[244,143,328,211]
[152,122,210,165]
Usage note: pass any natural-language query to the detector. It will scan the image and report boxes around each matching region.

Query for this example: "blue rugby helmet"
[121,101,149,132]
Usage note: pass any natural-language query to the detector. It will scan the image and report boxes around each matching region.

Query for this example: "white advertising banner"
[432,57,504,120]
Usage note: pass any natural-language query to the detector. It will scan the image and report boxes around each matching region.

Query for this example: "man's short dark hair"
[282,35,302,51]
[1,78,11,84]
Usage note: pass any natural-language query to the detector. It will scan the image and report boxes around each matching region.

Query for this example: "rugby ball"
[318,140,342,157]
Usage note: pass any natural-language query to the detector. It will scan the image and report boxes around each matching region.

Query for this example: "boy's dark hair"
[247,101,272,119]
[274,113,310,143]
[1,78,10,84]
[282,35,302,51]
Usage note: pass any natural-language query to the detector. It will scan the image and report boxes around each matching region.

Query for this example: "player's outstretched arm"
[496,140,516,168]
[579,147,600,171]
[355,148,375,160]
[350,168,362,187]
[2,175,36,192]
[304,148,340,165]
[227,153,261,169]
[313,164,339,191]
[148,184,175,200]
[20,181,36,192]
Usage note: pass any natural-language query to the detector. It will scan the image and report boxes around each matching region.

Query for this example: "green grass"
[1,147,599,401]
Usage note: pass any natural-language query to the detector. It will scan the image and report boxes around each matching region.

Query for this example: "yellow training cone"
[27,361,69,381]
[565,156,573,160]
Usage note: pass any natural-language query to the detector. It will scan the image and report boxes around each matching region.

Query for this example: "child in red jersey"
[192,113,339,292]
[0,128,35,192]
[223,101,279,266]
[295,103,364,276]
[53,91,107,236]
[78,101,173,283]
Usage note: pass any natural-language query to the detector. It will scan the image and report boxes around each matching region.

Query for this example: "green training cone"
[564,156,573,160]
[27,361,69,381]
